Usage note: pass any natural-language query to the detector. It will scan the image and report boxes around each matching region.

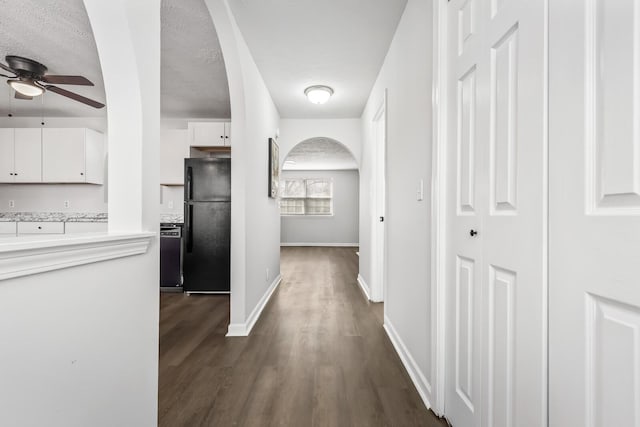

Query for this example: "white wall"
[0,117,108,213]
[0,254,159,426]
[0,1,161,426]
[206,0,281,333]
[278,118,362,168]
[281,169,359,245]
[359,0,435,407]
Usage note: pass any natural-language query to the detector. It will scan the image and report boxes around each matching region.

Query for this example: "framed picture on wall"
[268,137,279,198]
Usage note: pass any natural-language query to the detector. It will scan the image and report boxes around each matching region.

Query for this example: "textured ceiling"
[0,0,230,119]
[161,0,230,118]
[228,0,408,118]
[0,0,106,118]
[283,137,358,170]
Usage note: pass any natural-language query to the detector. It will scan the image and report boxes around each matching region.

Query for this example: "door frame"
[371,90,387,304]
[431,0,449,416]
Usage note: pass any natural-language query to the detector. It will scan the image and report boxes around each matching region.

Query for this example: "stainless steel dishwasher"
[160,223,183,292]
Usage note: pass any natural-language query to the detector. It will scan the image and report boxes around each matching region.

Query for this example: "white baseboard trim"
[383,315,433,410]
[280,243,359,247]
[226,274,282,337]
[356,274,371,301]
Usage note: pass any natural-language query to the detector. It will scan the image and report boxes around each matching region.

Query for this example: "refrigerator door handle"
[186,166,193,201]
[185,204,193,253]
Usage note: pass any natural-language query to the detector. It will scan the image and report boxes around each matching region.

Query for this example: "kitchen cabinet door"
[0,222,16,235]
[84,129,105,185]
[14,128,42,183]
[224,122,231,146]
[64,222,108,233]
[17,222,65,235]
[42,128,86,183]
[161,129,189,184]
[0,129,14,183]
[189,122,225,147]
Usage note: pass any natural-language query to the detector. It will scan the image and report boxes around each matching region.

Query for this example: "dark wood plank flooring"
[159,246,447,427]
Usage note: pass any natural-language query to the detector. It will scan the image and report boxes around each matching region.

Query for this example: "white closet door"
[549,0,640,425]
[446,0,546,426]
[446,0,486,424]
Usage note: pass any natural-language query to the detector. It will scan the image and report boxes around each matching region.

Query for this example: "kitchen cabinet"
[17,222,65,235]
[42,128,105,184]
[0,222,17,235]
[188,121,231,147]
[64,222,108,233]
[160,129,189,185]
[0,128,43,183]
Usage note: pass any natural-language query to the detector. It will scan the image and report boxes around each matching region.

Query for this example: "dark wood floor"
[159,246,447,427]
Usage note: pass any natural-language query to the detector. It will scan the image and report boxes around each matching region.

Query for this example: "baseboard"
[226,274,282,337]
[356,274,371,301]
[280,242,359,247]
[383,315,433,410]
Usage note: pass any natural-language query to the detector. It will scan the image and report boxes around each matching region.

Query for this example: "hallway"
[158,247,446,426]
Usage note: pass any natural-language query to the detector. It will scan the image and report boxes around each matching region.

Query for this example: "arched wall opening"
[280,137,360,247]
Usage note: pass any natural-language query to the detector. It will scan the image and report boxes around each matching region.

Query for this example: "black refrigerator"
[183,158,231,293]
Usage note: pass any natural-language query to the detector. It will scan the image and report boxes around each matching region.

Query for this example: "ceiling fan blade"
[14,92,33,100]
[40,75,94,86]
[45,85,105,109]
[0,62,16,75]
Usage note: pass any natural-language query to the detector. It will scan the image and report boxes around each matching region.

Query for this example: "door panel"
[185,158,231,201]
[42,128,85,183]
[458,67,478,214]
[0,129,14,183]
[447,0,545,426]
[550,0,640,425]
[14,128,42,183]
[183,201,231,292]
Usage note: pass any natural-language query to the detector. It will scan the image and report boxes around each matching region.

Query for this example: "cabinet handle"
[225,136,229,139]
[80,173,84,176]
[9,173,13,176]
[220,135,224,139]
[37,226,42,230]
[14,173,17,176]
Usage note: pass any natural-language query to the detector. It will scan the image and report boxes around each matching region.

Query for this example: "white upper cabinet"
[0,129,14,182]
[14,129,43,183]
[0,128,43,183]
[160,129,189,185]
[188,122,230,147]
[42,128,105,184]
[224,122,231,146]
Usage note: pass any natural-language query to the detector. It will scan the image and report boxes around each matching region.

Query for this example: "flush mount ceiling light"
[7,79,44,97]
[304,85,334,105]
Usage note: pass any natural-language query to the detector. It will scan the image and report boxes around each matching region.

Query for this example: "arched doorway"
[279,137,359,247]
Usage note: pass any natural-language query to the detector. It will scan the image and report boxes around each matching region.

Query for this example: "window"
[280,178,333,215]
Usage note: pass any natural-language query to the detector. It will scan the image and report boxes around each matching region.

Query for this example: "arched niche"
[283,137,358,171]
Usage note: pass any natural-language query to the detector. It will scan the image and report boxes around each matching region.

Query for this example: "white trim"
[371,90,388,304]
[0,232,155,281]
[226,274,282,337]
[384,315,433,410]
[542,0,549,423]
[356,273,371,301]
[280,242,359,247]
[431,0,449,417]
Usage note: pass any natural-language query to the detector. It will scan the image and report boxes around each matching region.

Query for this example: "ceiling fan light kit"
[1,55,104,108]
[7,79,43,97]
[304,85,333,105]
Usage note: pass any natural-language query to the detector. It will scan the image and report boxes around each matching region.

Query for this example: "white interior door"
[446,0,546,426]
[372,98,387,303]
[549,1,640,425]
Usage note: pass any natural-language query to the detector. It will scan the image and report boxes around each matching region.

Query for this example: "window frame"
[279,177,334,217]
